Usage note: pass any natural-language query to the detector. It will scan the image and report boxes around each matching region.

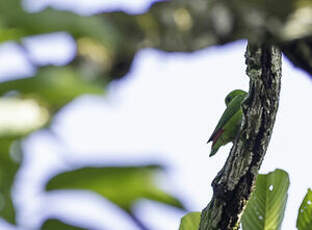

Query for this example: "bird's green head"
[225,89,247,106]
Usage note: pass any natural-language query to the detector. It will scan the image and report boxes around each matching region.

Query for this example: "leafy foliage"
[41,219,86,230]
[179,212,201,230]
[0,98,49,137]
[297,189,312,230]
[0,139,21,224]
[241,169,289,230]
[0,0,153,227]
[0,67,104,112]
[0,0,118,45]
[46,165,184,212]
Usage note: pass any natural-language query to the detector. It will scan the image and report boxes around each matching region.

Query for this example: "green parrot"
[207,89,248,157]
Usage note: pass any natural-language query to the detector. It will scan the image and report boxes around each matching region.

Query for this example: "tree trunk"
[199,42,282,230]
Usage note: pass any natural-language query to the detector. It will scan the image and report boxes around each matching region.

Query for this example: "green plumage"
[208,89,247,157]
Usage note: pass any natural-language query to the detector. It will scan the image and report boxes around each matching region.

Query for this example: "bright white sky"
[0,1,312,230]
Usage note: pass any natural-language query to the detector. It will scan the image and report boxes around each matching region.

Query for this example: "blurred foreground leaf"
[0,0,118,46]
[0,66,104,112]
[46,165,185,212]
[0,139,22,223]
[0,98,49,138]
[241,169,289,230]
[0,0,125,80]
[297,188,312,230]
[41,219,86,230]
[0,86,50,224]
[179,212,201,230]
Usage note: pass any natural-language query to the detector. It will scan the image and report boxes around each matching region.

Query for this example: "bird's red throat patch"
[212,129,224,146]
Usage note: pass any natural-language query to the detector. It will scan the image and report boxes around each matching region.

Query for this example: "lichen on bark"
[199,43,282,230]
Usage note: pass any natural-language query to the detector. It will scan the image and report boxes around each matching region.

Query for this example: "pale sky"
[1,1,312,230]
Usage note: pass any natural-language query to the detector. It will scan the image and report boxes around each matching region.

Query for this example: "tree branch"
[199,42,282,230]
[102,0,295,53]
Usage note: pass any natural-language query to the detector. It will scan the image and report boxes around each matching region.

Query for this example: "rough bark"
[199,43,282,230]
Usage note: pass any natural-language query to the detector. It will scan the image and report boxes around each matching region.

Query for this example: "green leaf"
[241,169,289,230]
[0,0,119,47]
[179,212,201,230]
[0,25,25,43]
[296,189,312,230]
[0,98,49,138]
[41,219,86,230]
[0,139,22,223]
[46,165,185,212]
[0,66,104,112]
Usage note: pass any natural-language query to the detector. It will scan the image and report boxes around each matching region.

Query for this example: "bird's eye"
[226,97,231,104]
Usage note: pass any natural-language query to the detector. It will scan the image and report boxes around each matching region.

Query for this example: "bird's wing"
[208,94,245,143]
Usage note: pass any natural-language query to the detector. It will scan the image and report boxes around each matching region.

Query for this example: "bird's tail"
[209,147,218,157]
